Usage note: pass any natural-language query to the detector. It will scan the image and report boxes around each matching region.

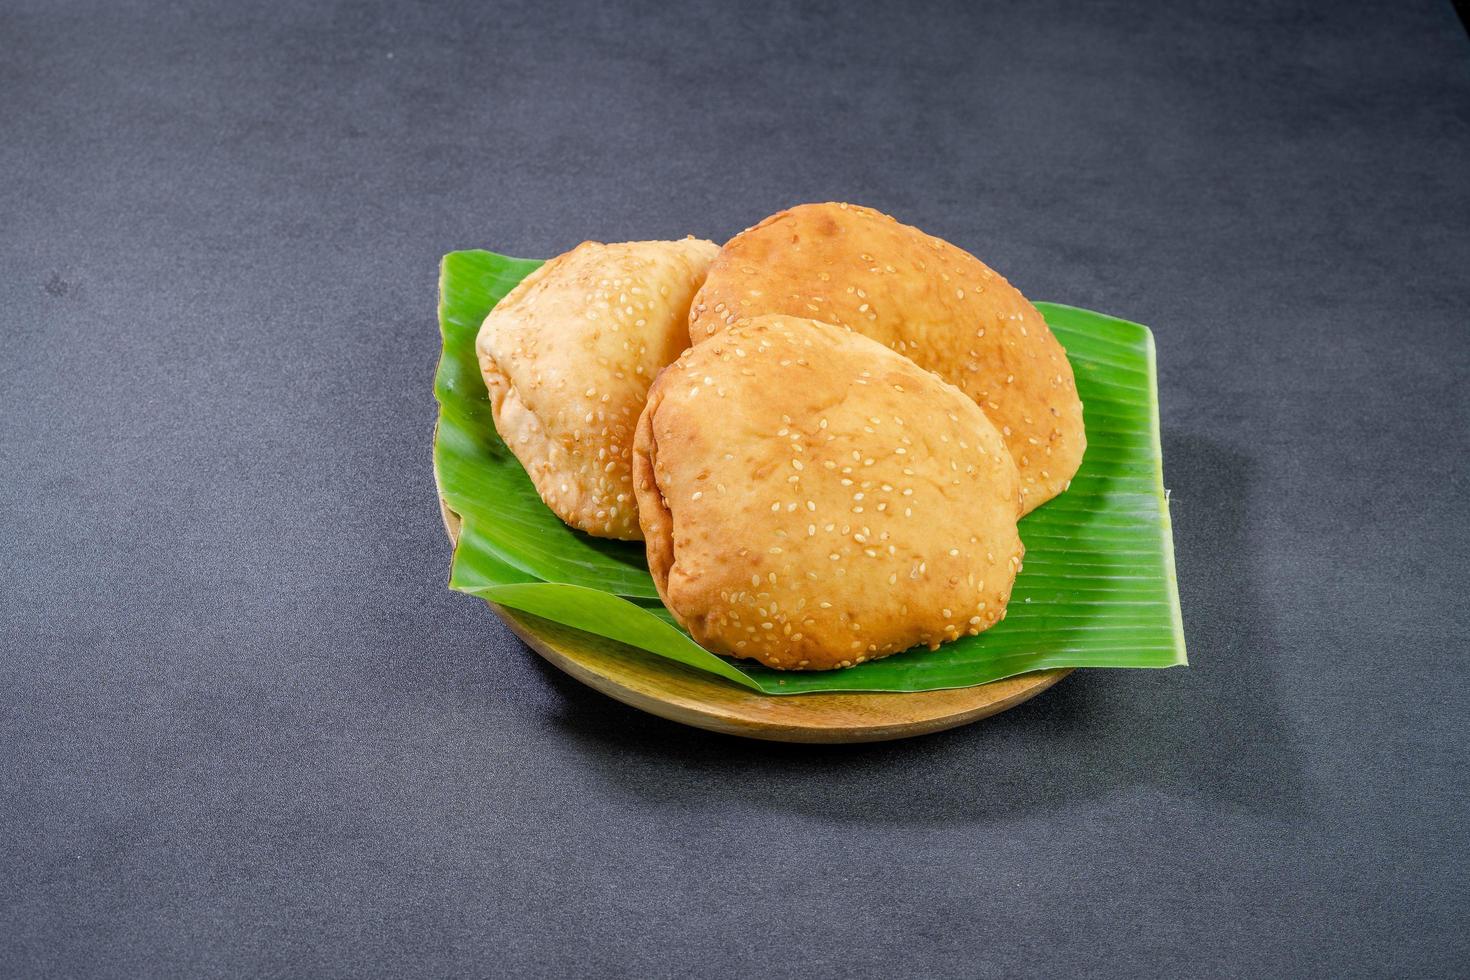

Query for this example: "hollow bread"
[633,315,1023,670]
[477,237,719,540]
[689,203,1085,513]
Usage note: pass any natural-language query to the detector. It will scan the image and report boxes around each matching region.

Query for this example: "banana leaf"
[435,249,1186,694]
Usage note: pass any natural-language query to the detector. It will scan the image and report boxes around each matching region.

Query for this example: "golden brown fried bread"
[633,315,1023,671]
[689,203,1084,513]
[477,238,719,540]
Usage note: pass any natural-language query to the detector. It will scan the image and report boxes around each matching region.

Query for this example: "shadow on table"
[526,432,1309,824]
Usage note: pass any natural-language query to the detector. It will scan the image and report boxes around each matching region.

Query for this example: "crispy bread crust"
[689,203,1084,513]
[477,238,719,539]
[634,315,1023,670]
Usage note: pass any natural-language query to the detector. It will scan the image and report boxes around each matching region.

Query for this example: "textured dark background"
[3,0,1468,976]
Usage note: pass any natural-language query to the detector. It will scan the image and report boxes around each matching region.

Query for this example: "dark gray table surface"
[4,0,1468,976]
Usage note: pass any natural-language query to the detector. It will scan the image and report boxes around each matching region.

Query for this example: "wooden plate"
[439,494,1069,743]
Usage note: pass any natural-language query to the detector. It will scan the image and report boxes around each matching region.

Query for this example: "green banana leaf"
[435,249,1186,694]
